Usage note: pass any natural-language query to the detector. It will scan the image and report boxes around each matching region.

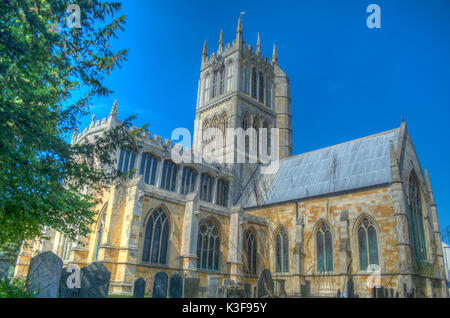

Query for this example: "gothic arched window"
[181,166,197,195]
[244,229,257,275]
[203,74,210,104]
[94,211,107,261]
[161,160,177,192]
[212,66,225,99]
[142,208,169,264]
[408,175,427,260]
[259,72,264,103]
[139,153,158,185]
[242,113,249,130]
[262,121,270,156]
[200,173,214,202]
[118,149,136,175]
[61,236,73,261]
[316,222,333,272]
[220,113,227,146]
[275,227,289,273]
[251,67,257,99]
[265,78,271,107]
[243,64,250,94]
[202,120,210,153]
[211,116,219,152]
[358,217,379,271]
[216,179,229,207]
[197,218,221,271]
[226,61,233,91]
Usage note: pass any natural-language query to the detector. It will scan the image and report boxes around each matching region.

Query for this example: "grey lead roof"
[239,128,400,208]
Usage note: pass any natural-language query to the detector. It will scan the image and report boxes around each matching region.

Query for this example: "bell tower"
[192,17,292,203]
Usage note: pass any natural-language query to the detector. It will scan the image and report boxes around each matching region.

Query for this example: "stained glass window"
[117,149,136,175]
[317,222,333,272]
[142,208,169,264]
[251,68,257,99]
[139,153,158,185]
[181,167,197,195]
[161,160,177,192]
[275,227,289,273]
[197,219,221,271]
[200,173,214,202]
[243,230,257,275]
[408,175,427,261]
[94,211,107,261]
[358,217,379,271]
[259,72,264,103]
[216,179,229,207]
[265,78,271,107]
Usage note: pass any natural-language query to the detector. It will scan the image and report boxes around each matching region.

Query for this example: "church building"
[15,18,448,298]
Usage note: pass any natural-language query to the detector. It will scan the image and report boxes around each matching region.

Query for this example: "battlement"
[201,17,276,71]
[71,101,232,176]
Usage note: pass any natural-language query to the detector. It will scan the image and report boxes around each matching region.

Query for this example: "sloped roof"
[239,128,400,208]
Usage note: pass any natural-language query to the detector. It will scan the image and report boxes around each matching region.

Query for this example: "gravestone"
[169,273,183,298]
[256,269,274,298]
[26,251,63,298]
[206,276,219,298]
[145,276,154,296]
[59,265,81,298]
[222,278,234,289]
[244,283,252,298]
[346,278,354,298]
[275,279,287,297]
[80,262,111,298]
[227,287,245,298]
[183,277,200,298]
[153,272,168,298]
[300,284,307,297]
[376,287,382,298]
[305,281,311,298]
[133,278,146,298]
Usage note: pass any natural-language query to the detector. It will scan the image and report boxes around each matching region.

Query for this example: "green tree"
[0,0,145,246]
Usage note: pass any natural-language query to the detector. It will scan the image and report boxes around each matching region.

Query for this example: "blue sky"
[80,0,450,233]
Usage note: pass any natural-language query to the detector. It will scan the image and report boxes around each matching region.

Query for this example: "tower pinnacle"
[272,43,278,65]
[109,100,118,119]
[235,16,243,48]
[202,40,208,57]
[218,29,223,52]
[256,32,261,55]
[236,16,242,34]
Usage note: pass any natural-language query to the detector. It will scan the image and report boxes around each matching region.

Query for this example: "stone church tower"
[192,17,292,204]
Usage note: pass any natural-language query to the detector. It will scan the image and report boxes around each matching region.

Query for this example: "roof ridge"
[280,127,400,163]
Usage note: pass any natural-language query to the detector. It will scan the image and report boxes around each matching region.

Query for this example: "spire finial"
[237,16,243,34]
[202,40,208,57]
[272,43,278,64]
[109,100,118,119]
[218,29,223,52]
[401,116,404,122]
[91,114,96,122]
[256,32,261,54]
